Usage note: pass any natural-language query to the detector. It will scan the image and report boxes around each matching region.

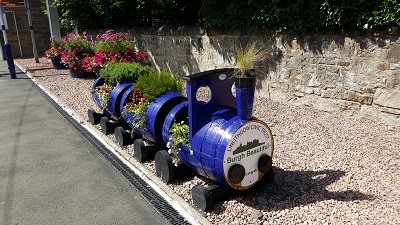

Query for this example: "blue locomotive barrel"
[176,108,236,177]
[91,77,113,117]
[177,110,274,190]
[119,86,133,117]
[161,101,188,146]
[91,77,133,119]
[109,82,132,117]
[123,111,153,140]
[122,92,186,144]
[91,77,104,104]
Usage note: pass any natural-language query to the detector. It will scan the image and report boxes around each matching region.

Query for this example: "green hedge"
[44,0,399,34]
[99,63,154,86]
[199,0,400,34]
[48,0,201,31]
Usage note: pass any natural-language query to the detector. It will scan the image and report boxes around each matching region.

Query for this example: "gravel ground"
[15,58,400,225]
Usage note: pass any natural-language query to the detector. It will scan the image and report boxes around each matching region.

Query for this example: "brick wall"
[1,0,50,58]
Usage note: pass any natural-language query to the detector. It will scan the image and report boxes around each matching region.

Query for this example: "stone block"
[293,92,305,97]
[377,63,390,71]
[360,105,400,126]
[337,61,351,67]
[307,75,321,87]
[388,45,400,62]
[380,107,400,115]
[338,71,360,92]
[343,91,373,105]
[374,89,400,109]
[391,63,400,70]
[338,101,361,112]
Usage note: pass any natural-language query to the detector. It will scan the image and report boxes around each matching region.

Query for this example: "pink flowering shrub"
[44,36,65,60]
[81,30,149,73]
[61,32,94,70]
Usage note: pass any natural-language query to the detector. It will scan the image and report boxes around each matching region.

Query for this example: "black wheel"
[100,117,117,135]
[155,150,174,183]
[134,139,147,162]
[87,108,102,125]
[115,126,133,146]
[192,185,213,211]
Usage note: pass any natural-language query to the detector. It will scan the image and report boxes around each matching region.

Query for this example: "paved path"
[0,60,170,224]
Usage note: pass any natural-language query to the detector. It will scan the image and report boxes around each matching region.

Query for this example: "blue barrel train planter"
[87,68,275,211]
[88,77,133,135]
[153,68,274,211]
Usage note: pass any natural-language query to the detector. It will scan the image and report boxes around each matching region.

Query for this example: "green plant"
[167,119,190,157]
[132,100,149,129]
[235,42,268,77]
[94,83,113,112]
[134,70,184,102]
[100,63,154,86]
[124,69,184,129]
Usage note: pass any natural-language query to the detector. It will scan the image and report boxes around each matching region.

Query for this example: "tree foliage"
[49,0,201,31]
[200,0,400,34]
[44,0,400,34]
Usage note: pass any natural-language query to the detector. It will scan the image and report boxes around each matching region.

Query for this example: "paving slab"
[0,60,170,224]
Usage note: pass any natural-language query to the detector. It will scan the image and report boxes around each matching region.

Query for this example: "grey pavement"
[0,60,170,224]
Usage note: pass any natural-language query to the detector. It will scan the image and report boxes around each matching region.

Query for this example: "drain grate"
[28,78,192,225]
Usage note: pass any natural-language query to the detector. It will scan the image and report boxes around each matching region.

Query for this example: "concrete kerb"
[14,60,212,225]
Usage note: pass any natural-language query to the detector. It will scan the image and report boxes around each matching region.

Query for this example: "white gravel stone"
[15,58,400,225]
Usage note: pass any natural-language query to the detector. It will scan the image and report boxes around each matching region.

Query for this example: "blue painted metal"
[91,77,113,117]
[91,77,132,119]
[146,92,186,143]
[119,85,133,116]
[109,82,131,117]
[182,68,236,141]
[89,68,274,191]
[214,118,244,187]
[236,87,255,120]
[161,101,188,146]
[122,111,153,140]
[200,109,238,181]
[235,76,256,120]
[122,92,186,144]
[180,69,274,190]
[4,43,16,79]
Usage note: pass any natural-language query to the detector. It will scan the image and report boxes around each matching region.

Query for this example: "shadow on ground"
[212,167,373,213]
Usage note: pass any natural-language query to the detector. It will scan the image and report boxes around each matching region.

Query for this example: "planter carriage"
[88,68,274,210]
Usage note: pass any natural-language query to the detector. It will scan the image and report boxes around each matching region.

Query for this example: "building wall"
[2,5,399,127]
[1,0,50,58]
[127,27,400,126]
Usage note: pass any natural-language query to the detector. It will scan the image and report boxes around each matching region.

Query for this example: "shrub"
[134,70,184,102]
[99,63,155,86]
[44,36,66,60]
[82,30,148,73]
[124,69,184,129]
[61,32,94,69]
[94,30,134,53]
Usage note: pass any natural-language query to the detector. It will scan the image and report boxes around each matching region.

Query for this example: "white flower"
[168,149,172,154]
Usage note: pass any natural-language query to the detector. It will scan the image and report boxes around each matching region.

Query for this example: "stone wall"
[128,26,400,126]
[1,0,50,58]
